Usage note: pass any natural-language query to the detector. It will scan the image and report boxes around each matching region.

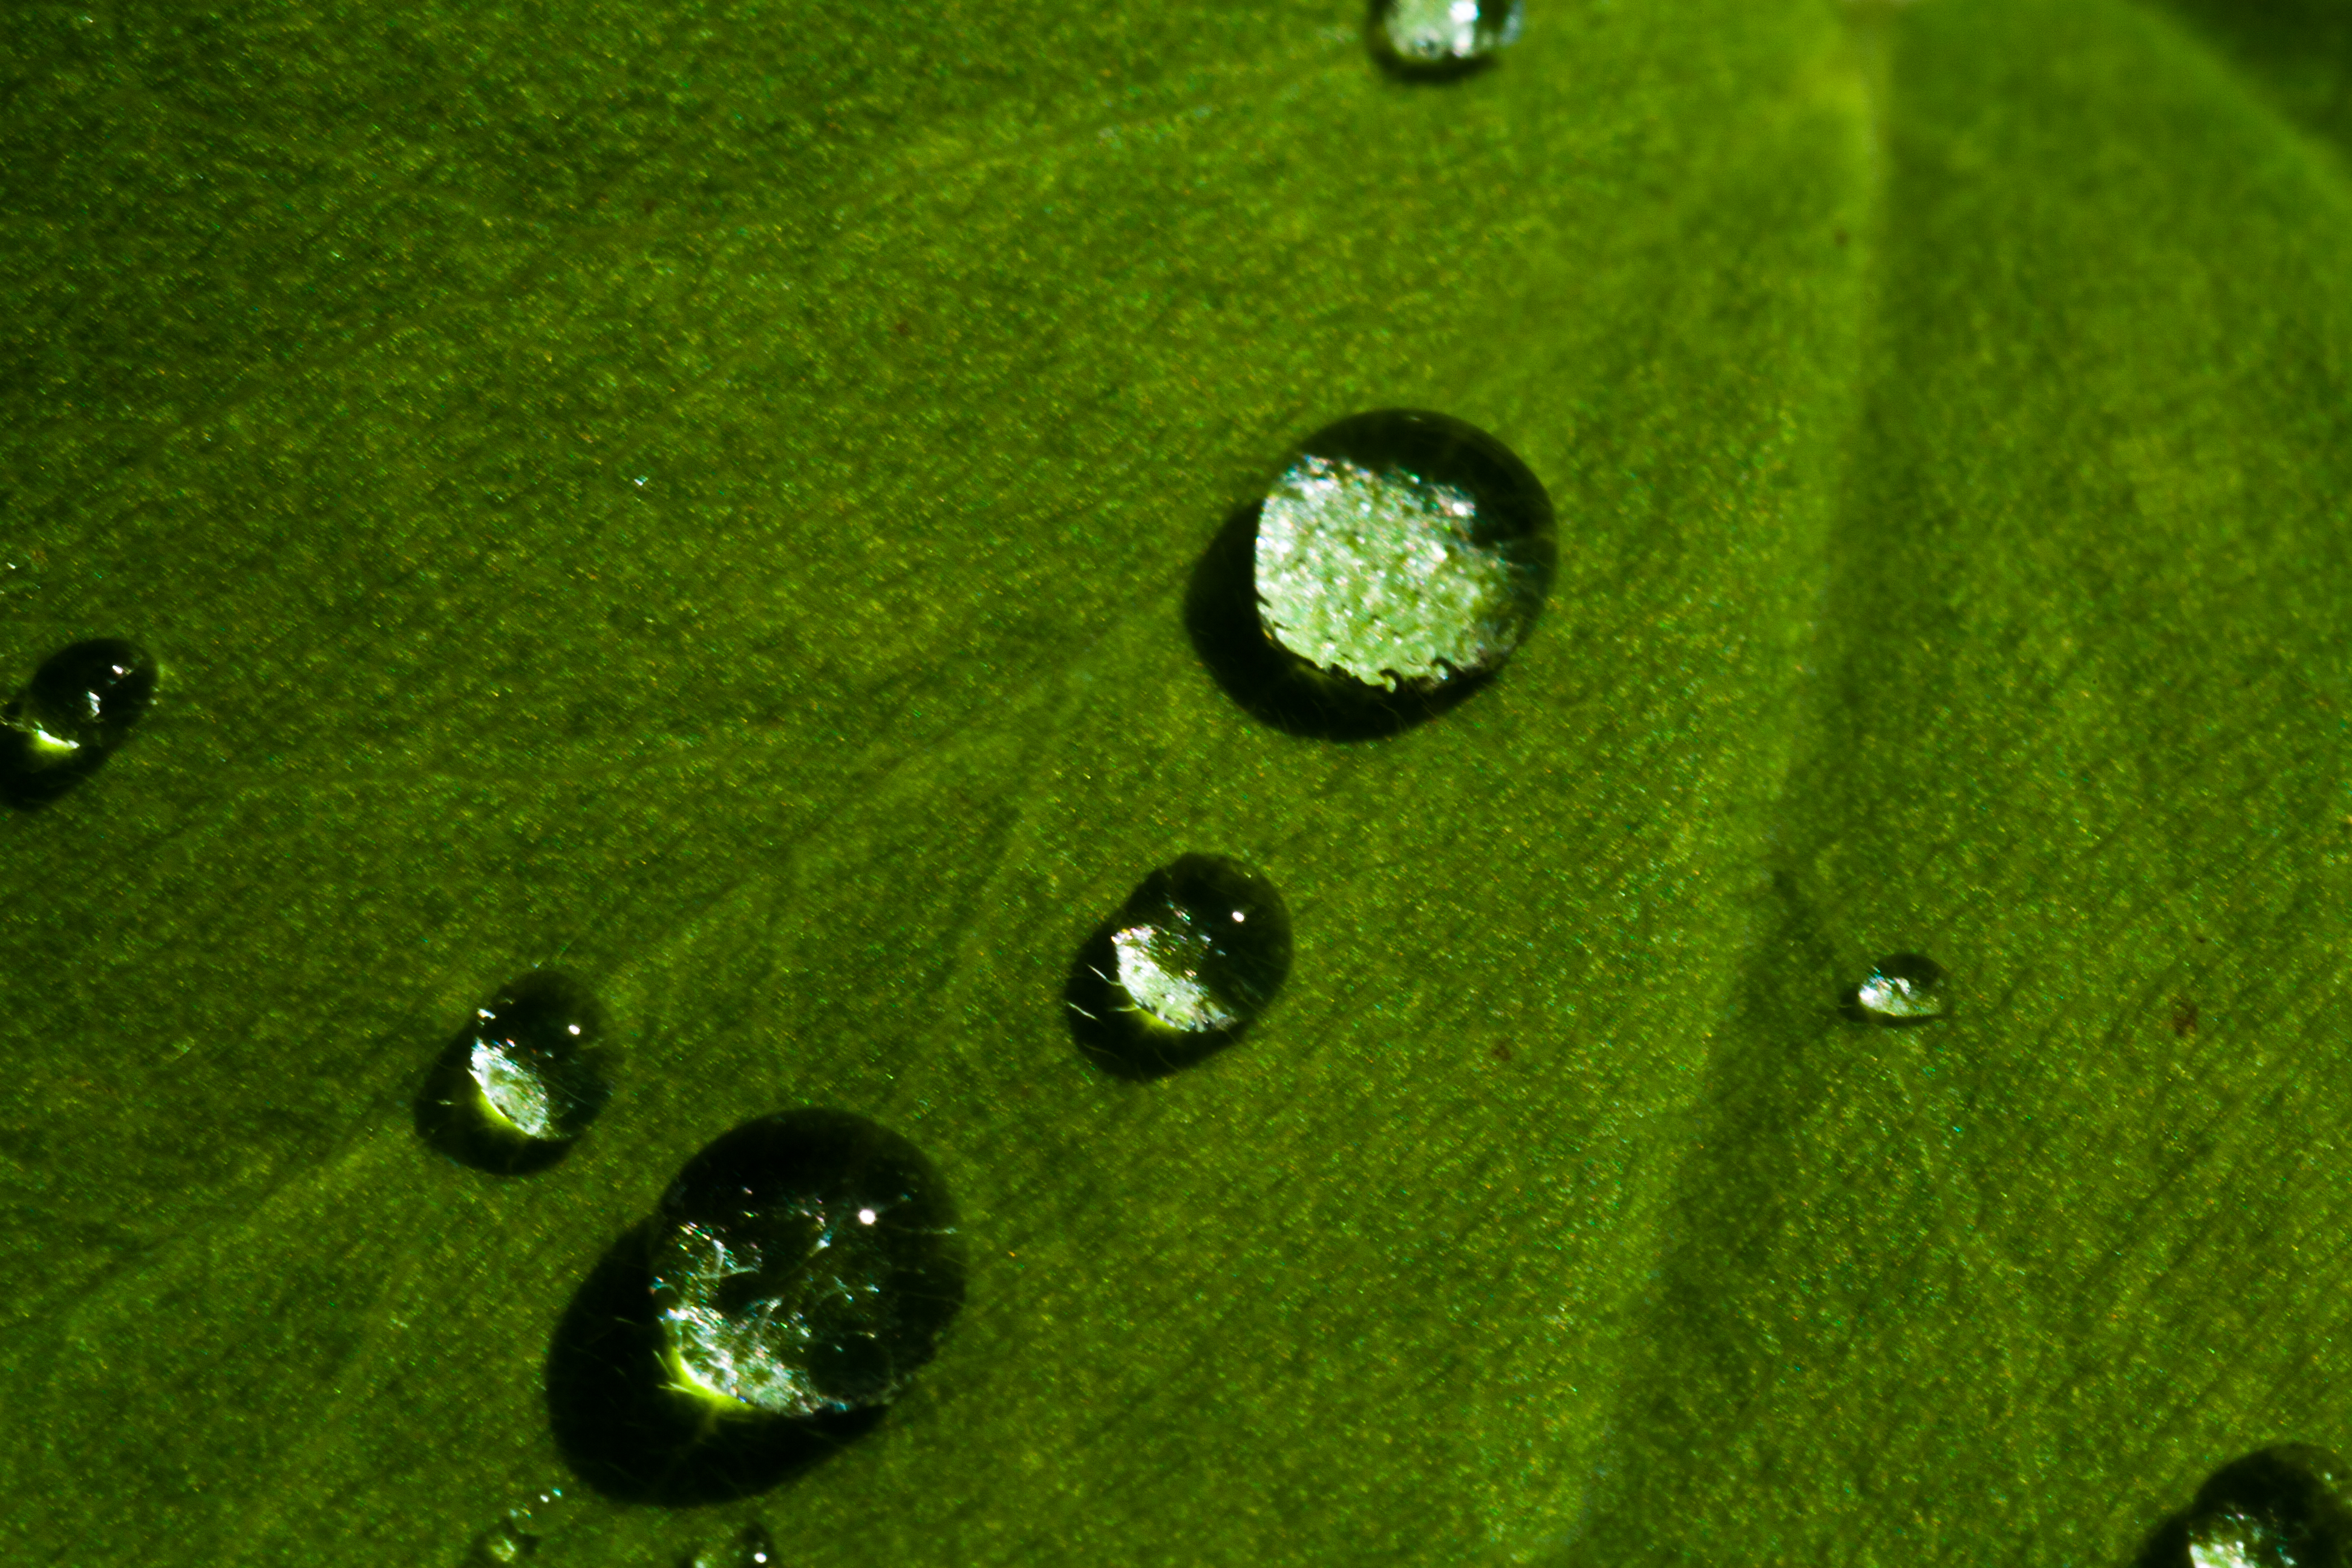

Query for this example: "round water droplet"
[1842,953,1946,1026]
[1,638,158,809]
[2180,1446,2352,1568]
[1066,854,1293,1079]
[1369,0,1524,74]
[1256,410,1552,695]
[652,1110,964,1419]
[414,972,611,1175]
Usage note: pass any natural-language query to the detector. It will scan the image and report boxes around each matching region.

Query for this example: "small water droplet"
[471,1519,538,1564]
[414,972,612,1175]
[1841,953,1946,1026]
[682,1521,776,1568]
[465,1486,580,1565]
[1067,854,1293,1079]
[1,638,158,809]
[1368,0,1525,77]
[2167,1446,2352,1568]
[1186,411,1552,739]
[651,1110,964,1419]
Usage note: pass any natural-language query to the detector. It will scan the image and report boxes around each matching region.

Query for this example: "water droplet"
[652,1110,964,1419]
[1369,0,1525,77]
[1841,953,1946,1026]
[1,638,158,809]
[682,1521,776,1568]
[1186,411,1552,739]
[2171,1446,2352,1568]
[414,972,611,1175]
[1258,411,1552,691]
[466,1486,580,1565]
[1067,854,1293,1079]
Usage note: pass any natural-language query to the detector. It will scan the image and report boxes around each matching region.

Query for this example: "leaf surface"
[1,0,2342,1564]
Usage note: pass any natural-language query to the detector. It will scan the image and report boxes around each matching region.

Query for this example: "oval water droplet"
[1841,953,1946,1026]
[414,972,611,1175]
[1,637,158,809]
[1067,854,1293,1079]
[2172,1446,2352,1568]
[1370,0,1525,76]
[652,1109,964,1419]
[1187,411,1553,739]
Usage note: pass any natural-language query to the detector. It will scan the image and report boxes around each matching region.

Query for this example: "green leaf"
[0,0,2345,1562]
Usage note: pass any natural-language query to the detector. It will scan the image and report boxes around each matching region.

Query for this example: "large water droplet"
[1370,0,1525,76]
[2166,1446,2352,1568]
[1,638,158,809]
[414,972,611,1175]
[652,1110,964,1420]
[1186,411,1553,739]
[1257,411,1552,691]
[1067,854,1293,1079]
[1841,953,1946,1026]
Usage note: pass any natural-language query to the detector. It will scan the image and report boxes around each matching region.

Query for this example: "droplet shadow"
[1183,500,1489,742]
[1063,915,1247,1081]
[544,1222,882,1507]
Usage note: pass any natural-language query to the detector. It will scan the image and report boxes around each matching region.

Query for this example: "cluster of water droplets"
[34,3,2272,1560]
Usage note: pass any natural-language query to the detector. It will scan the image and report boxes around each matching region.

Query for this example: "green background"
[3,0,2350,1561]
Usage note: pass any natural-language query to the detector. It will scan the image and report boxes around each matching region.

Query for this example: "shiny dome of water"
[1843,953,1946,1026]
[652,1110,964,1419]
[1253,410,1553,696]
[415,972,610,1175]
[1370,0,1525,76]
[1067,854,1292,1079]
[2180,1446,2352,1568]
